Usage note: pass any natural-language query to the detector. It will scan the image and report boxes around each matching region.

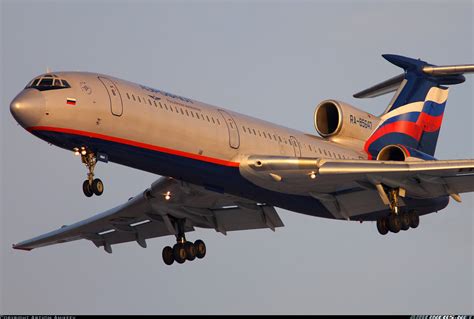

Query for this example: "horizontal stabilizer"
[423,64,474,76]
[353,73,404,98]
[354,54,474,99]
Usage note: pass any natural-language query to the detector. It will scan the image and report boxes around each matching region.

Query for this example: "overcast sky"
[1,0,473,315]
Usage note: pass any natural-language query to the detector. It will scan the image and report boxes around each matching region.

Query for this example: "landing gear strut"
[375,186,420,235]
[79,148,104,197]
[162,219,206,266]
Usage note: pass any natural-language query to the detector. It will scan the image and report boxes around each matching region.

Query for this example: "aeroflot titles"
[140,85,193,104]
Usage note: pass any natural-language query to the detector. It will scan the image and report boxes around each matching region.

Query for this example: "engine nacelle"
[314,100,380,141]
[376,145,408,161]
[377,144,436,161]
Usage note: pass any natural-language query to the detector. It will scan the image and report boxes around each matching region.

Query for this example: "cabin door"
[98,76,123,116]
[218,110,240,149]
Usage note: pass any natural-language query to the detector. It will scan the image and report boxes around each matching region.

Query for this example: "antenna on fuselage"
[46,67,51,73]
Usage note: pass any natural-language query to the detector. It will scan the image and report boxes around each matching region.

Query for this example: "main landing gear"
[161,219,207,266]
[76,147,104,197]
[376,187,420,235]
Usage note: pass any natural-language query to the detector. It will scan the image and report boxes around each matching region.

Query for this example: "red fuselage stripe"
[27,126,241,167]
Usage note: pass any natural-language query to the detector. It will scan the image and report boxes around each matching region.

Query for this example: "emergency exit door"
[289,136,302,157]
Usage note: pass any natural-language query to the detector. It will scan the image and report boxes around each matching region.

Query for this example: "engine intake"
[314,101,342,137]
[376,145,408,161]
[314,100,380,142]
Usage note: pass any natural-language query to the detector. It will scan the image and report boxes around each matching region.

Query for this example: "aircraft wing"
[239,155,474,219]
[13,177,284,253]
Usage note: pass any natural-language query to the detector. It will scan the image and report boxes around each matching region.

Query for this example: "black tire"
[409,211,420,228]
[184,242,196,261]
[400,212,410,231]
[162,246,174,266]
[388,214,401,233]
[92,178,104,196]
[376,218,389,235]
[194,239,206,259]
[173,243,187,264]
[82,180,93,197]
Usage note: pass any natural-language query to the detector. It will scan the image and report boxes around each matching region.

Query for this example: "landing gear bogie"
[161,218,207,265]
[376,210,421,235]
[375,186,422,235]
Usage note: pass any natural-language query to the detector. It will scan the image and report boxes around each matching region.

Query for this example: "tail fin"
[359,54,473,159]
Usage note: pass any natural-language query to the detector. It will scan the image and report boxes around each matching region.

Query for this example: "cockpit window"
[26,74,71,91]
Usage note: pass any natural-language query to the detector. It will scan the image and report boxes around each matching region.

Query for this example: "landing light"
[73,148,80,156]
[310,171,316,179]
[165,191,171,201]
[81,149,87,156]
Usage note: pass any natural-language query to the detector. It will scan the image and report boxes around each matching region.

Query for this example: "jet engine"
[314,100,380,142]
[376,144,408,161]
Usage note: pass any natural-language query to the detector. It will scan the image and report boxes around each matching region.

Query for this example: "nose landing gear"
[76,147,104,197]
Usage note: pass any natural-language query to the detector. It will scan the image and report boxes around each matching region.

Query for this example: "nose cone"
[10,89,45,128]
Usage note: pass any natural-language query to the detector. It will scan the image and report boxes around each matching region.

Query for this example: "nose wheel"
[82,178,104,197]
[77,148,104,197]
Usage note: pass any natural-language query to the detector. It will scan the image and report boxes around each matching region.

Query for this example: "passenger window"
[153,100,157,107]
[138,96,141,102]
[126,93,130,99]
[206,115,210,122]
[242,126,246,133]
[212,117,215,124]
[148,99,152,105]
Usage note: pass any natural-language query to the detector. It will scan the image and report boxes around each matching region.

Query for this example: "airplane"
[10,54,474,265]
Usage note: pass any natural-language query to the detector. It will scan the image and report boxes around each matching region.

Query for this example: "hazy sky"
[1,0,473,315]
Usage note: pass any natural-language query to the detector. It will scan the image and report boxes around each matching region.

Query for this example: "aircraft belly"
[30,129,449,222]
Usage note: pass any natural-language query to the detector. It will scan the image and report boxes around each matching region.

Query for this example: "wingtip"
[12,244,32,251]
